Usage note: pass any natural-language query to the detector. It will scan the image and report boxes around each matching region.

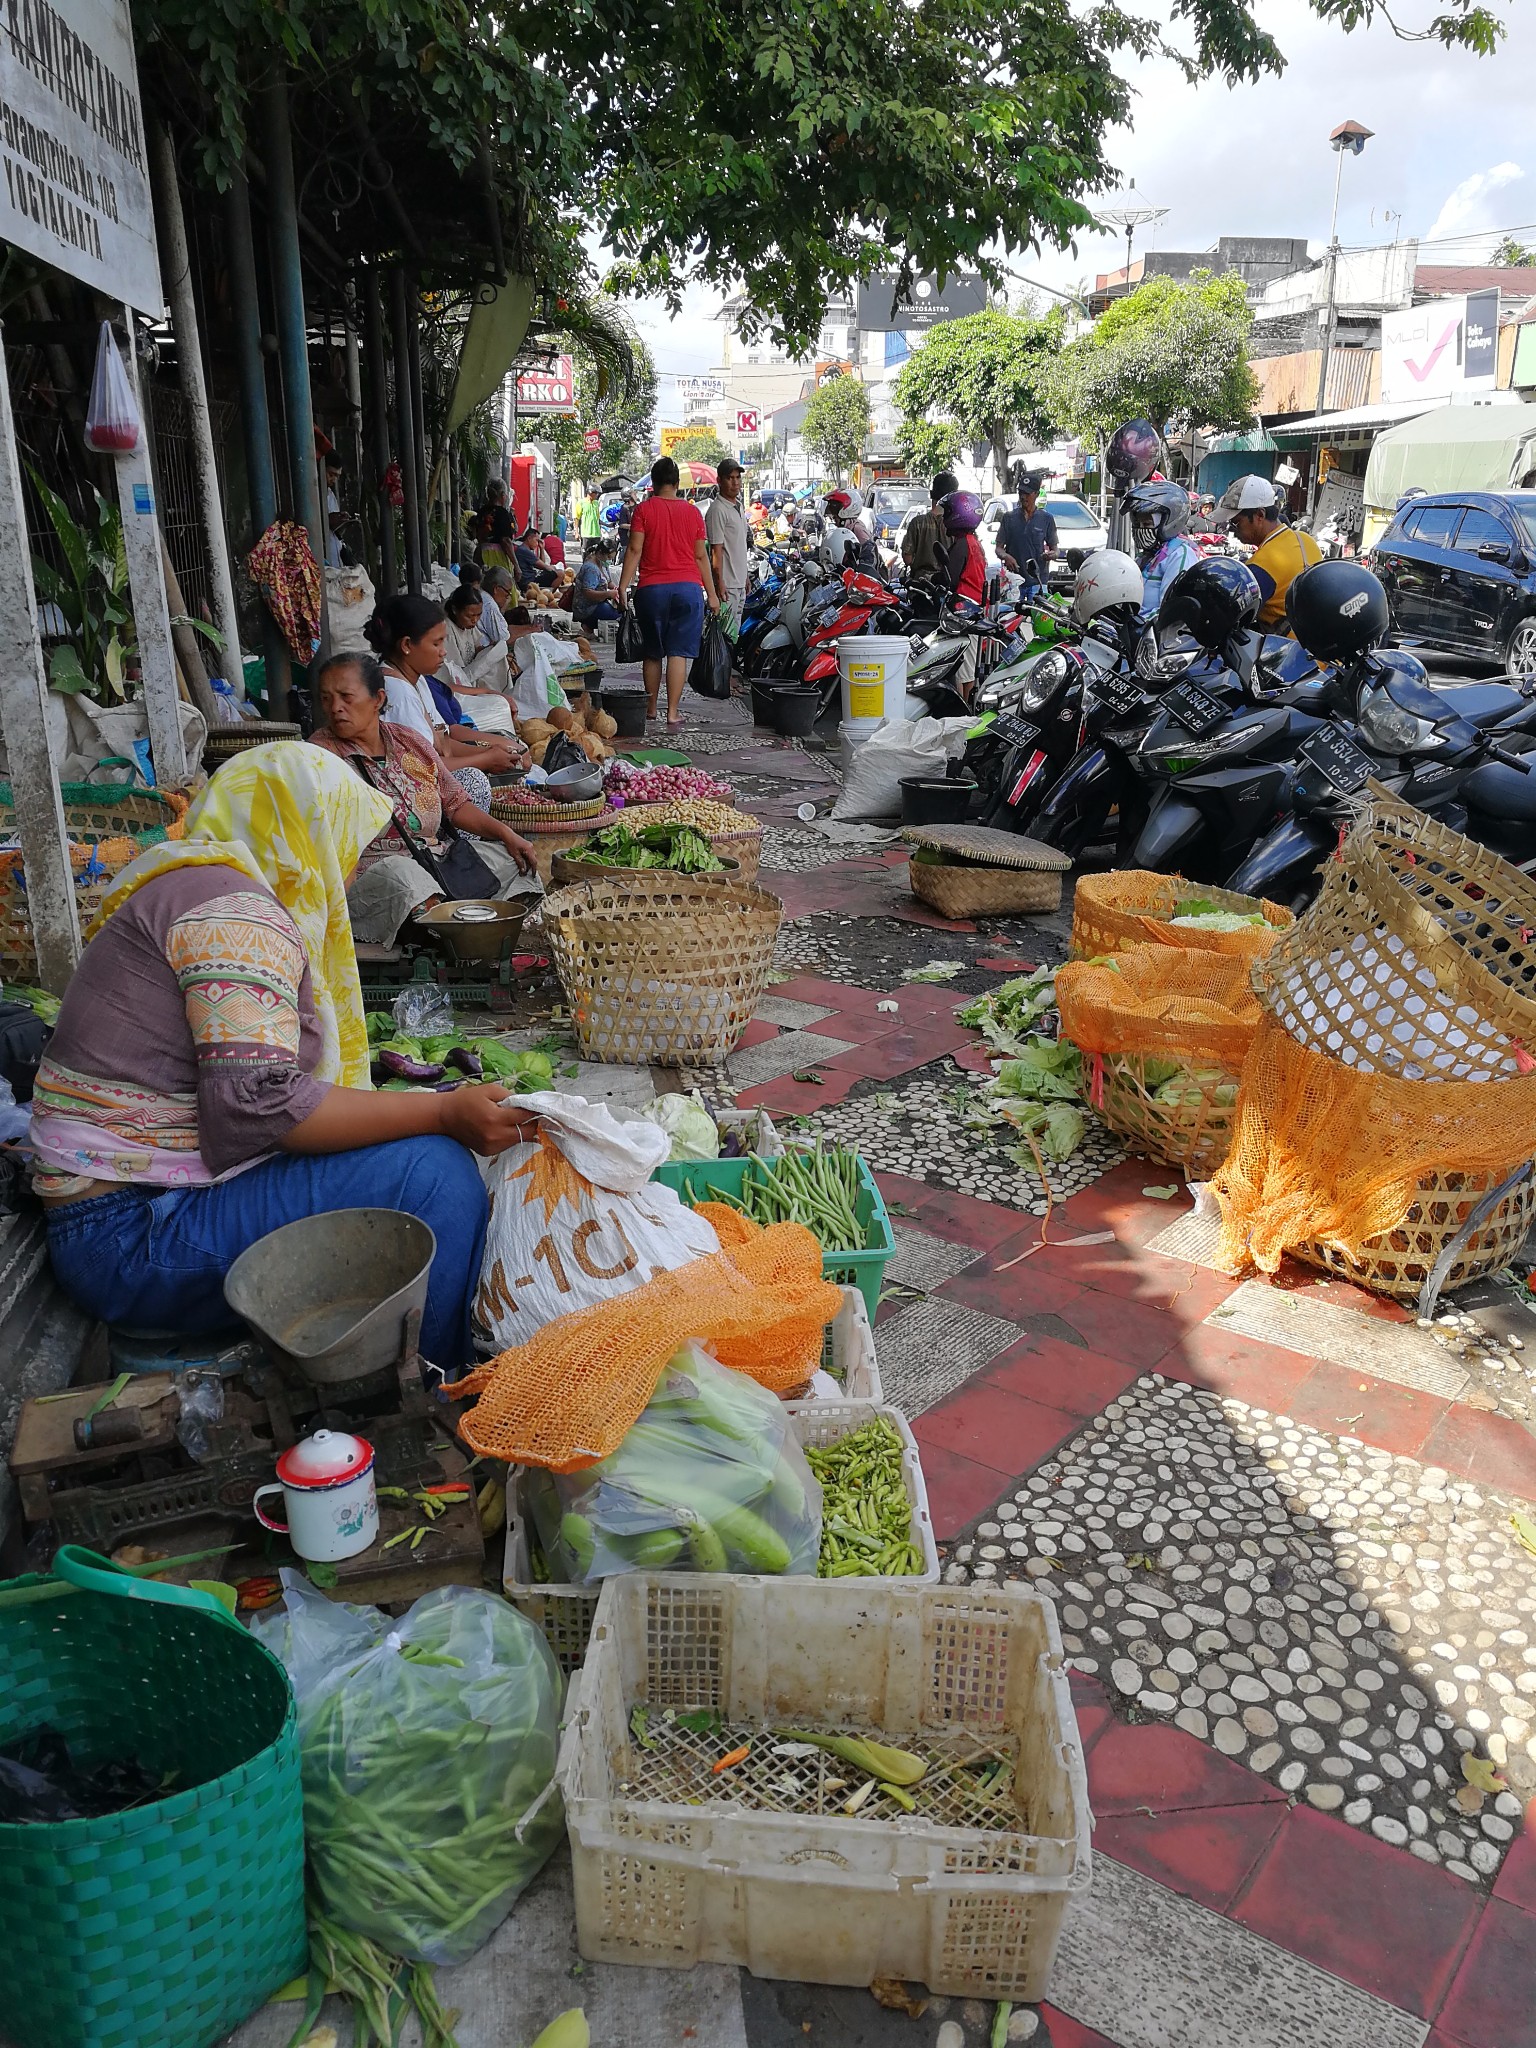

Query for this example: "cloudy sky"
[623,0,1534,423]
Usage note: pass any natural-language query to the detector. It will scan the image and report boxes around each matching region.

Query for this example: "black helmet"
[1285,560,1390,661]
[1106,419,1163,485]
[1159,557,1261,650]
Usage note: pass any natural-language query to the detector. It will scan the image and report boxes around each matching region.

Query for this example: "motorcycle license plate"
[1089,672,1145,718]
[1298,726,1373,794]
[993,714,1042,750]
[1159,679,1227,738]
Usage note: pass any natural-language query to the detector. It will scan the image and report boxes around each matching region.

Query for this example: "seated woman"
[366,594,527,799]
[441,583,515,731]
[571,541,621,627]
[31,744,535,1374]
[311,653,539,946]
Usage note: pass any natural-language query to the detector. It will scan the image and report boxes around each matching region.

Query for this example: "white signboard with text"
[0,0,161,313]
[1380,299,1467,406]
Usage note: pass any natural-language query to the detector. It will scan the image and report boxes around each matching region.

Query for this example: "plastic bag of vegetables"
[525,1343,822,1585]
[251,1577,563,1966]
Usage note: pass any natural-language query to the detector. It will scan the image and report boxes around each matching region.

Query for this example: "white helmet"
[1072,548,1143,626]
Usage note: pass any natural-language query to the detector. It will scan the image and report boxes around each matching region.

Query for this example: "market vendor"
[366,593,527,791]
[30,744,536,1372]
[310,653,540,945]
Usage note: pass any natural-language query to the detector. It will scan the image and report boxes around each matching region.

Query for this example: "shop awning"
[1204,428,1277,455]
[1364,401,1536,509]
[1270,400,1437,441]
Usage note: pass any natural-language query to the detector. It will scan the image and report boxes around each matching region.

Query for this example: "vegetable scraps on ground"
[364,1016,555,1093]
[524,1344,822,1585]
[804,1416,925,1577]
[989,1038,1086,1163]
[252,1579,563,1967]
[956,966,1058,1057]
[567,820,723,872]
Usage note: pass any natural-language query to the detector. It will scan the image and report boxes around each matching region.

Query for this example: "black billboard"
[855,274,988,331]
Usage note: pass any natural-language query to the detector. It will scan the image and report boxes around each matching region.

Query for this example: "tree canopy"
[893,307,1064,481]
[669,430,735,467]
[543,334,658,490]
[801,377,871,482]
[1050,271,1259,448]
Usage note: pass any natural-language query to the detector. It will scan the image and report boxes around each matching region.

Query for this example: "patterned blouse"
[29,866,328,1195]
[309,721,468,860]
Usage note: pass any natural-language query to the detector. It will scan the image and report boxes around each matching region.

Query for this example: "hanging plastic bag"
[525,1341,822,1583]
[83,322,140,454]
[615,605,645,664]
[688,614,733,700]
[251,1576,564,1965]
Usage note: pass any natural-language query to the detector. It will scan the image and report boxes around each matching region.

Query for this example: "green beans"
[703,1142,867,1251]
[804,1417,925,1578]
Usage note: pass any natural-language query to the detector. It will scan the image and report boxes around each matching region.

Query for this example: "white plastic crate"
[558,1577,1091,2000]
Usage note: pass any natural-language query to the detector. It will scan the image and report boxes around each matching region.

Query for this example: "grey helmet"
[1123,481,1192,558]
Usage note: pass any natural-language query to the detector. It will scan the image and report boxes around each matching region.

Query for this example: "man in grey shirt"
[705,458,750,638]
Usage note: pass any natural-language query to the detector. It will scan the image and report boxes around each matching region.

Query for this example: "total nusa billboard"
[855,273,987,332]
[1380,291,1500,406]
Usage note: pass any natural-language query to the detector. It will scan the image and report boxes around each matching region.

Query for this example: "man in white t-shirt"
[705,459,750,637]
[324,455,345,569]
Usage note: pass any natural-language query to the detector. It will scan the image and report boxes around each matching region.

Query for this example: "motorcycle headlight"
[1356,687,1441,755]
[1009,648,1071,711]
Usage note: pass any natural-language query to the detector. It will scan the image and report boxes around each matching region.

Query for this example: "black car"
[1371,489,1536,680]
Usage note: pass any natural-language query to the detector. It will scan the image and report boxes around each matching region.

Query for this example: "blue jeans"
[634,580,704,660]
[45,1137,489,1371]
[576,601,621,625]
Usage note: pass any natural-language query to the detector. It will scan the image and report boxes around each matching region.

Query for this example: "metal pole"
[260,77,329,597]
[113,309,187,787]
[388,269,423,592]
[0,322,80,990]
[405,273,431,573]
[1308,146,1348,519]
[362,265,397,595]
[342,289,364,507]
[224,168,290,713]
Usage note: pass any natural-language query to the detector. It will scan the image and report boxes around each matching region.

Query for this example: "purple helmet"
[1106,419,1163,485]
[939,490,983,534]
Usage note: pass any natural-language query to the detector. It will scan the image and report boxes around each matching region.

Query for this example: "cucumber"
[712,1504,792,1574]
[559,1512,597,1578]
[768,1455,807,1521]
[687,1520,730,1571]
[610,1527,686,1568]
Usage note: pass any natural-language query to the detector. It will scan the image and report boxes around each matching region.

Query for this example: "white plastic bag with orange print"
[473,1092,721,1352]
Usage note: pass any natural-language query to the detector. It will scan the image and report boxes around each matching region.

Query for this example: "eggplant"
[376,1048,446,1084]
[444,1046,483,1078]
[434,1076,464,1092]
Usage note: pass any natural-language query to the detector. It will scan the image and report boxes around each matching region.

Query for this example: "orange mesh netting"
[1056,947,1261,1071]
[1070,871,1292,962]
[453,1215,841,1470]
[1211,1014,1536,1275]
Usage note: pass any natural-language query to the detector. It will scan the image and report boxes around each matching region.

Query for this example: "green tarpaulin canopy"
[1365,403,1536,510]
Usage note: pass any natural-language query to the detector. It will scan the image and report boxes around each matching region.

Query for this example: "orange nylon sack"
[1056,946,1263,1175]
[453,1216,842,1470]
[1213,1013,1536,1278]
[1069,871,1292,962]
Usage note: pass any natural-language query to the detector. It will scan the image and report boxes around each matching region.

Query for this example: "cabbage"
[1009,1102,1086,1163]
[992,1038,1082,1103]
[1168,909,1265,932]
[640,1091,720,1161]
[1152,1069,1238,1108]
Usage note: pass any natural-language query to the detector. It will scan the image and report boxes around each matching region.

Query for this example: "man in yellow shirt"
[1225,476,1321,631]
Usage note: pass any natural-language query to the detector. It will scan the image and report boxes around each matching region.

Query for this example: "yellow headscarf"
[88,742,393,1088]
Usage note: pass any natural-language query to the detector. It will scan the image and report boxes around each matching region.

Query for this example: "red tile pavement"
[1036,2010,1123,2048]
[734,1018,780,1048]
[1281,1358,1447,1458]
[821,1028,966,1080]
[937,1255,1087,1322]
[903,1185,1033,1250]
[867,1168,932,1216]
[908,1442,1015,1538]
[733,1072,858,1113]
[1158,1323,1322,1411]
[913,1383,1080,1476]
[1069,1697,1118,1751]
[977,953,1041,971]
[1087,1719,1285,1816]
[953,1041,997,1076]
[768,974,889,1012]
[1434,1896,1536,2047]
[1094,1803,1288,1914]
[982,1335,1142,1417]
[1419,1403,1536,1500]
[1493,1827,1536,1914]
[1037,1284,1188,1372]
[1232,1805,1483,2017]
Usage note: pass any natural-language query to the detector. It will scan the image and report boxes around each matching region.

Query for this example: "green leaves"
[894,307,1066,479]
[1049,269,1259,445]
[801,376,871,483]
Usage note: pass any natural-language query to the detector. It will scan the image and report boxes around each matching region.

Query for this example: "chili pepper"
[712,1744,751,1774]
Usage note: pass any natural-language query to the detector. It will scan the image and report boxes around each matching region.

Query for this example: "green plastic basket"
[0,1547,308,2048]
[654,1151,896,1322]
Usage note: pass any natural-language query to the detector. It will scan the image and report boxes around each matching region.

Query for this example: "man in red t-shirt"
[617,456,722,730]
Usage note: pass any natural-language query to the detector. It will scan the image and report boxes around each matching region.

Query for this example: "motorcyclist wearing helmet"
[938,490,988,605]
[1222,475,1321,631]
[822,485,874,573]
[1125,481,1203,616]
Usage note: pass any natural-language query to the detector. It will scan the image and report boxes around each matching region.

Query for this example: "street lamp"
[1309,118,1374,514]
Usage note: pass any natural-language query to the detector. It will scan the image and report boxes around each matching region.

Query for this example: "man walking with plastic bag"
[706,458,750,644]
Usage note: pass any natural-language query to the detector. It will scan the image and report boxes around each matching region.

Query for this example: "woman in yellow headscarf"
[31,743,535,1371]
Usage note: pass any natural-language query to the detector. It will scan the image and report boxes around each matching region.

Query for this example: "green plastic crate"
[654,1151,895,1321]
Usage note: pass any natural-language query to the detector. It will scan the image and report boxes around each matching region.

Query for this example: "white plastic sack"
[474,1091,720,1350]
[325,561,376,654]
[830,714,974,823]
[512,632,585,720]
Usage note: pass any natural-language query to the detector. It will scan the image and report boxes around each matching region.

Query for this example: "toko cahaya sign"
[0,0,162,313]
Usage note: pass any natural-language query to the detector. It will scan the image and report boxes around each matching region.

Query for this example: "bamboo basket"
[541,872,783,1064]
[1070,871,1292,960]
[1295,1166,1536,1301]
[0,782,175,836]
[617,803,763,883]
[550,853,740,887]
[1095,1055,1238,1177]
[0,844,145,978]
[904,828,1070,919]
[201,721,302,765]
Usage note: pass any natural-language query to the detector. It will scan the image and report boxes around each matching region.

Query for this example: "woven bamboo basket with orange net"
[1069,871,1293,961]
[0,841,149,978]
[1215,793,1536,1294]
[541,871,782,1064]
[1057,947,1262,1177]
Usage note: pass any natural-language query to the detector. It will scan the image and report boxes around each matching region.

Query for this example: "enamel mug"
[253,1428,379,1562]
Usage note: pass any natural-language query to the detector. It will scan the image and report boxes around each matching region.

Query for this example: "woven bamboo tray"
[1097,1055,1237,1177]
[1070,872,1292,960]
[541,872,783,1064]
[0,781,175,835]
[616,803,763,883]
[202,721,302,764]
[550,853,741,887]
[1295,1166,1536,1301]
[0,844,145,978]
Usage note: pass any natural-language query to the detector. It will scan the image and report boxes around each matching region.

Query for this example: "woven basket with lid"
[902,825,1070,918]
